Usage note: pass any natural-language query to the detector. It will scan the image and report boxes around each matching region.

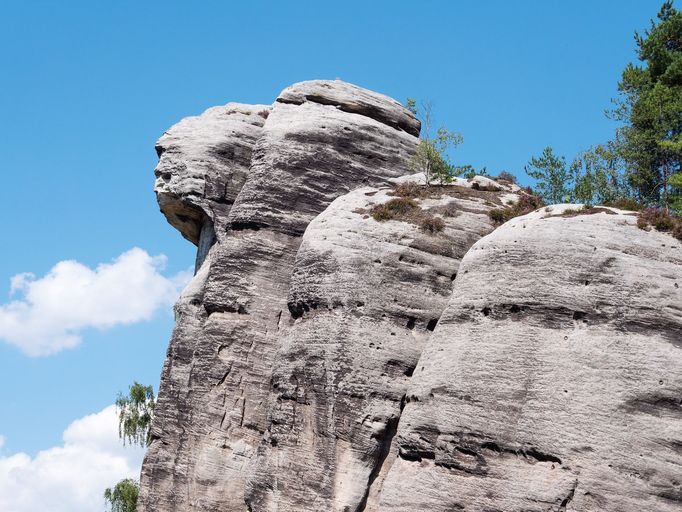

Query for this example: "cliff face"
[140,80,682,512]
[245,175,520,512]
[377,205,682,512]
[140,80,421,511]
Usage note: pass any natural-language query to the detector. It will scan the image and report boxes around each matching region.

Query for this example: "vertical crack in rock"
[195,218,216,272]
[355,395,406,512]
[558,480,578,511]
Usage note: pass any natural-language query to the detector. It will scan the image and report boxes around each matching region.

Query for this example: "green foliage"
[104,478,139,512]
[405,97,417,116]
[569,143,631,205]
[410,133,463,185]
[604,197,644,211]
[524,147,571,204]
[611,1,682,207]
[406,99,464,185]
[525,145,633,206]
[116,382,156,447]
[670,170,682,211]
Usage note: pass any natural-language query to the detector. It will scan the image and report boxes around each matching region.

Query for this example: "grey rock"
[154,103,269,246]
[277,79,420,137]
[140,78,682,512]
[227,81,419,236]
[245,177,519,512]
[377,205,682,512]
[139,80,420,511]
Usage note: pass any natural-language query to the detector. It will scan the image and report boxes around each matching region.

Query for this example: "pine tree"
[612,1,682,208]
[525,147,571,204]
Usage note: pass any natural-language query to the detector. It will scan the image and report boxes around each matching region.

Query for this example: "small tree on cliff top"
[406,98,463,185]
[525,146,572,204]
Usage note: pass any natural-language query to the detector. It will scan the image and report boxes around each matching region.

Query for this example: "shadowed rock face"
[140,80,682,512]
[377,206,682,512]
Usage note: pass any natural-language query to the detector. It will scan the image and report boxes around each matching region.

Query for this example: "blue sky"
[0,0,667,509]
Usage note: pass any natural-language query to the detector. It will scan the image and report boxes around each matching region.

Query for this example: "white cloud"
[0,406,145,512]
[0,248,192,356]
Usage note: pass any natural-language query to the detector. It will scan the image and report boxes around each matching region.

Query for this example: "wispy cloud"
[0,248,192,356]
[0,406,145,512]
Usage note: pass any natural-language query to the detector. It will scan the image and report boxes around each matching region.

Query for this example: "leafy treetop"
[405,98,464,185]
[116,382,156,447]
[104,478,139,512]
[612,1,682,208]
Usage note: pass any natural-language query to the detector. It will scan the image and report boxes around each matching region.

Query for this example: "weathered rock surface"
[245,176,519,511]
[377,205,682,512]
[139,80,421,511]
[154,103,269,247]
[141,79,682,512]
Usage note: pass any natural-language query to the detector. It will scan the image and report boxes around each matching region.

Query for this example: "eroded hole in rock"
[406,317,416,329]
[230,220,263,231]
[205,303,249,316]
[481,442,501,453]
[288,300,319,319]
[524,447,562,465]
[573,311,587,321]
[481,307,491,317]
[427,318,439,331]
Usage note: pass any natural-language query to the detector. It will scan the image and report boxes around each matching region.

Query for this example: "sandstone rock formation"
[245,175,519,511]
[140,80,682,512]
[378,205,682,512]
[140,80,421,511]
